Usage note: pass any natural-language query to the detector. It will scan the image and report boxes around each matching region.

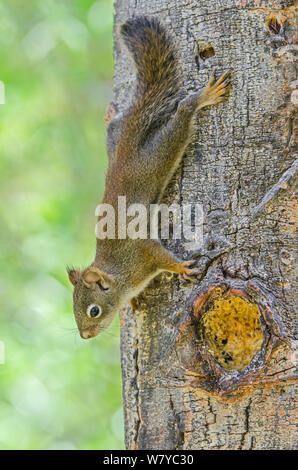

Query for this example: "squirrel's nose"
[81,329,94,339]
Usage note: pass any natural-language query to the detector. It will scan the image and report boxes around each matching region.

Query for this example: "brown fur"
[68,16,231,339]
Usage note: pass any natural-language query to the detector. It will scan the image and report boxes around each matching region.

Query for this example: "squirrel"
[67,16,231,339]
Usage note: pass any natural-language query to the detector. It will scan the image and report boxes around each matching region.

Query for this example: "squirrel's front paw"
[178,260,200,282]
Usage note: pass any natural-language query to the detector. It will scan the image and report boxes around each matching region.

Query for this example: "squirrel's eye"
[87,304,102,318]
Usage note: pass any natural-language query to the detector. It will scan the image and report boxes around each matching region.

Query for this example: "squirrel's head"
[67,265,117,339]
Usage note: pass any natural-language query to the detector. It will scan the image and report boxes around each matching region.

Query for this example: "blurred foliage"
[0,0,125,449]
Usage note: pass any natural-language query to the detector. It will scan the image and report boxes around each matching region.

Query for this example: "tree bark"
[114,0,297,450]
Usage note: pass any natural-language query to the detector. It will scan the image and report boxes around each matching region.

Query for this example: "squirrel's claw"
[207,75,216,87]
[178,260,199,282]
[216,70,231,85]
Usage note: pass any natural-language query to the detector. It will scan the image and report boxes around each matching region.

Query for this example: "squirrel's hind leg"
[146,70,231,164]
[196,70,231,110]
[178,70,231,114]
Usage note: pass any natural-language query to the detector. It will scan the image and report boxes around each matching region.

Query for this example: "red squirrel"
[67,16,231,339]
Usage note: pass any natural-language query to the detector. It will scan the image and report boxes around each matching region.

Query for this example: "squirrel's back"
[120,16,182,131]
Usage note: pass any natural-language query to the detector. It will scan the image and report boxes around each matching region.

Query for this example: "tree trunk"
[114,0,297,450]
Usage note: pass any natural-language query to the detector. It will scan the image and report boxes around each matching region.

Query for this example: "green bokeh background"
[0,0,124,449]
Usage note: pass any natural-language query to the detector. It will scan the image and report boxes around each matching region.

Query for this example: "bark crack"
[133,338,141,448]
[239,398,252,450]
[251,158,298,219]
[169,391,185,450]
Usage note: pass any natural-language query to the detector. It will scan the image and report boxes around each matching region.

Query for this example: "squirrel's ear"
[67,267,81,286]
[82,266,114,290]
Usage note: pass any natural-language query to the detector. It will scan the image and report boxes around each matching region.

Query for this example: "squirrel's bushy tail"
[120,16,182,127]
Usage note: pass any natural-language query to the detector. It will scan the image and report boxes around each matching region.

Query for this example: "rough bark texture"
[114,0,297,450]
